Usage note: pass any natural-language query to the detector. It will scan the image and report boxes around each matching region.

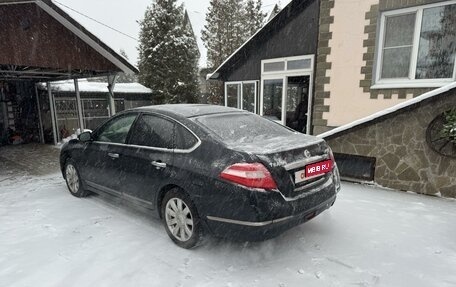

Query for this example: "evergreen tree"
[202,0,266,105]
[138,0,200,104]
[244,0,267,36]
[268,3,281,21]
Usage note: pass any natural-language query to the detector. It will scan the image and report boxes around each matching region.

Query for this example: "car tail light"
[220,163,277,190]
[328,148,335,167]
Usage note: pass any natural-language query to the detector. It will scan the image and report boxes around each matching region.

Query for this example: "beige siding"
[323,0,413,127]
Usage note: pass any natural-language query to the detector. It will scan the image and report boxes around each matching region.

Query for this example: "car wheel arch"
[157,184,187,218]
[61,153,72,179]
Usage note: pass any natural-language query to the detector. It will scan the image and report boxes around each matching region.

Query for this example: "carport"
[0,0,138,145]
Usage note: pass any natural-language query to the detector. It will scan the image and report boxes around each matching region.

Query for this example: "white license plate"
[295,169,307,184]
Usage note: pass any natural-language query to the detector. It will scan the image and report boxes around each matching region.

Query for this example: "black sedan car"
[60,104,341,248]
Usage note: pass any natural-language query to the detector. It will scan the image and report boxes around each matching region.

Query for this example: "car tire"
[161,188,204,249]
[64,160,88,198]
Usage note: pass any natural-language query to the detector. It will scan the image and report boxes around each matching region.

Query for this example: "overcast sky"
[55,0,290,68]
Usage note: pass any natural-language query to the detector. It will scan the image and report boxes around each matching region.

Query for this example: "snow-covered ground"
[1,174,455,287]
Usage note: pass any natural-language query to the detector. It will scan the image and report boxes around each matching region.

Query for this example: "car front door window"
[95,114,137,144]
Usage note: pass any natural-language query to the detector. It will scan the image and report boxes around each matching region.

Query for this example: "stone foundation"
[326,89,456,198]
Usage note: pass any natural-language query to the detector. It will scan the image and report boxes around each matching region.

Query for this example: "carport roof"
[0,0,138,82]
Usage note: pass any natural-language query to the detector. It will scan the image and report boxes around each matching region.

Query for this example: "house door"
[260,75,311,133]
[260,55,314,134]
[286,76,310,133]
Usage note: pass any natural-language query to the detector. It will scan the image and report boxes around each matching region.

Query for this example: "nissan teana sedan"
[60,104,341,248]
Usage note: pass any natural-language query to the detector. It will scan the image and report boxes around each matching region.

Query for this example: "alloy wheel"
[165,198,194,242]
[65,164,80,194]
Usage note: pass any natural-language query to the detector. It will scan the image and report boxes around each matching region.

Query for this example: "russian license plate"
[295,160,332,184]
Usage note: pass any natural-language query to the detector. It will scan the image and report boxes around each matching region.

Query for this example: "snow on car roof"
[134,104,244,118]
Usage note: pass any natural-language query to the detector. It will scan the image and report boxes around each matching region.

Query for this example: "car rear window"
[196,113,293,143]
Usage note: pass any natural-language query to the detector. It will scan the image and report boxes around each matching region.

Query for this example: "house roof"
[40,80,152,94]
[208,0,311,80]
[318,82,456,140]
[0,0,138,81]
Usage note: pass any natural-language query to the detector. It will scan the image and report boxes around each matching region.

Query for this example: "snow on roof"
[42,79,152,94]
[318,82,456,139]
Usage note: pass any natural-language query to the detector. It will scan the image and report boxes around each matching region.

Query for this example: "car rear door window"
[129,114,174,149]
[95,113,137,144]
[175,124,198,150]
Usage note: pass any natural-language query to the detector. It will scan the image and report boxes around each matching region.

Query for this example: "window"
[375,1,456,88]
[175,124,198,150]
[224,81,257,113]
[242,83,256,113]
[95,113,137,144]
[128,114,174,149]
[196,113,292,144]
[262,56,314,74]
[287,58,312,70]
[264,61,285,72]
[226,83,241,108]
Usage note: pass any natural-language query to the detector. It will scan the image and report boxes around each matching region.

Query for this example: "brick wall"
[313,0,334,135]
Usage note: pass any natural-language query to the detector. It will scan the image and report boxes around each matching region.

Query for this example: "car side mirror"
[78,131,93,142]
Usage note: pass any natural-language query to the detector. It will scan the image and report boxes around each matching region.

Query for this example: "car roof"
[132,104,246,118]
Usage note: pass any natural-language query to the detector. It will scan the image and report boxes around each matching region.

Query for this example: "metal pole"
[34,84,45,144]
[74,79,84,132]
[107,74,117,116]
[47,82,58,145]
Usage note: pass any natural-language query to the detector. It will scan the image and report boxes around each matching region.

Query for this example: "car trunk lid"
[228,134,332,198]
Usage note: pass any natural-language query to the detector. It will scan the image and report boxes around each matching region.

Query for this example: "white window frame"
[261,55,314,75]
[372,0,456,89]
[260,55,314,134]
[224,81,258,114]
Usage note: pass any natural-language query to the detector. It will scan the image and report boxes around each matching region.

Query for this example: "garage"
[0,0,138,145]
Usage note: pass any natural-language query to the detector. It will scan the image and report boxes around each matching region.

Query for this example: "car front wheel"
[64,161,88,198]
[161,189,203,249]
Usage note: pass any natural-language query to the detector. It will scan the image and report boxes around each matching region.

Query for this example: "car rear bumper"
[204,194,336,241]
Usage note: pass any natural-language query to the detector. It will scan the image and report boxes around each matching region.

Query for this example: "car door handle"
[108,153,120,159]
[151,161,167,169]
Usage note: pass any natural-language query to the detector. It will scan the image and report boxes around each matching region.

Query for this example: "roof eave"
[36,0,139,75]
[208,0,300,80]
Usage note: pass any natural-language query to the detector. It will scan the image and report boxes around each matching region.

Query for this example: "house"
[0,0,138,146]
[209,0,456,197]
[208,0,320,134]
[209,0,455,134]
[313,0,456,134]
